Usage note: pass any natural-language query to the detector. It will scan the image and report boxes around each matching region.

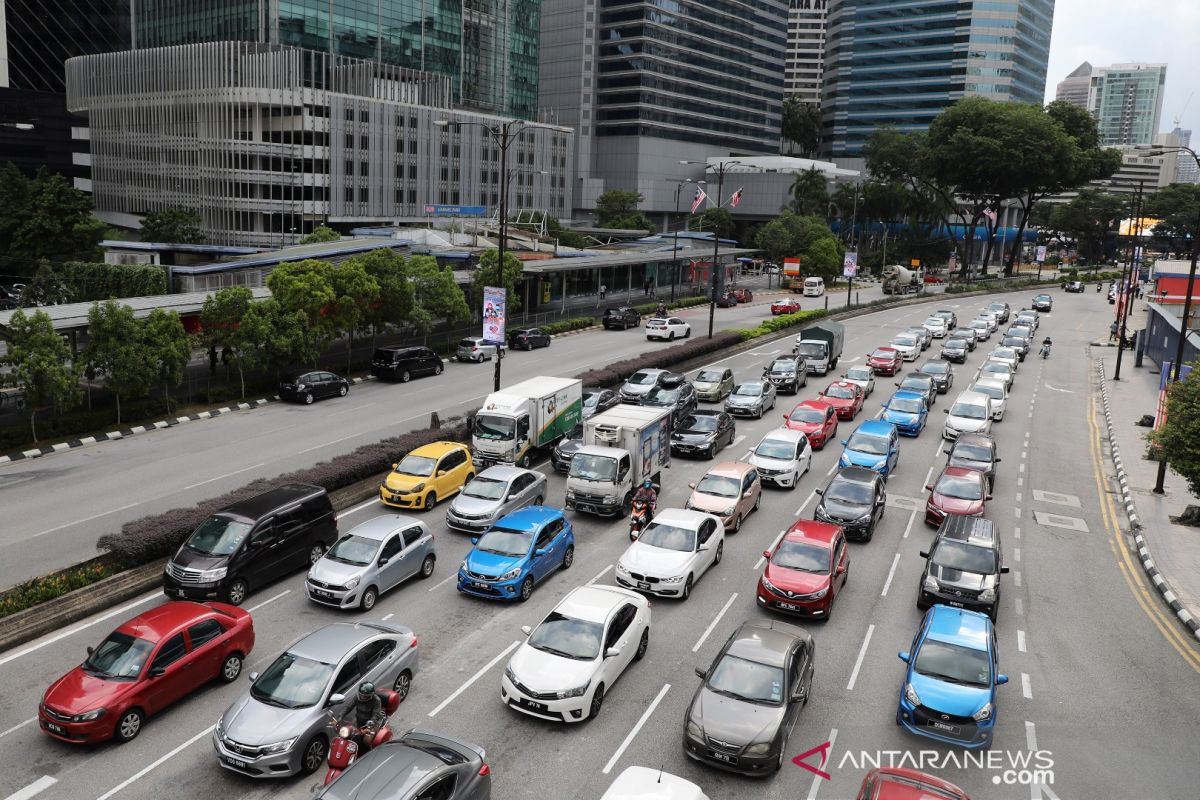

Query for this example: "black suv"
[1032,294,1053,312]
[917,515,1007,620]
[814,466,886,541]
[603,307,642,330]
[371,346,444,382]
[641,375,698,426]
[944,432,1001,489]
[764,355,808,394]
[508,327,551,350]
[279,370,350,404]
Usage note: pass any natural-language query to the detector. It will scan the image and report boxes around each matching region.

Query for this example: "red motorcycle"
[629,498,654,541]
[323,689,401,785]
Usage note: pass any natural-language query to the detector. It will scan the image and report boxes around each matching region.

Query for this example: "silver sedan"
[724,380,777,418]
[446,465,548,534]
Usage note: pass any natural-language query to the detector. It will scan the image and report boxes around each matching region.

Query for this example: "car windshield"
[462,476,508,500]
[324,535,378,567]
[993,348,1016,359]
[695,474,741,498]
[773,540,830,573]
[184,517,252,556]
[569,454,618,481]
[770,359,795,372]
[756,438,797,460]
[944,340,966,349]
[582,391,602,408]
[913,639,991,687]
[706,654,785,705]
[970,321,987,329]
[848,433,889,455]
[474,413,515,441]
[395,454,437,477]
[82,631,154,680]
[925,318,943,327]
[892,336,917,346]
[458,339,481,348]
[982,363,1011,375]
[697,370,724,382]
[638,521,697,552]
[733,383,763,396]
[528,611,604,661]
[922,363,948,374]
[933,539,998,574]
[1035,295,1051,302]
[790,406,825,424]
[644,387,680,406]
[871,349,894,360]
[935,473,983,500]
[988,304,1006,312]
[954,442,993,463]
[1003,338,1024,348]
[846,367,871,381]
[648,318,667,325]
[973,384,1004,401]
[826,478,874,504]
[475,527,534,556]
[825,384,855,399]
[251,652,335,709]
[900,378,930,393]
[627,371,657,385]
[795,342,825,357]
[951,402,987,420]
[679,415,719,433]
[890,396,924,413]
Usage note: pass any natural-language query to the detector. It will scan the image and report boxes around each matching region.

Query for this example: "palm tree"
[789,167,829,217]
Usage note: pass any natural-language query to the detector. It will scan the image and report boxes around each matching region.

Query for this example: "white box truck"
[472,376,583,468]
[564,405,672,517]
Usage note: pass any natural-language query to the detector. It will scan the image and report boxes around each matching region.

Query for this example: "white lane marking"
[1019,463,1026,473]
[843,356,861,363]
[827,463,838,475]
[1014,507,1022,519]
[5,776,57,800]
[182,462,266,491]
[428,571,458,592]
[1028,411,1034,418]
[30,502,142,538]
[0,591,159,667]
[1015,492,1023,503]
[1021,450,1028,460]
[923,464,935,488]
[588,564,613,585]
[747,349,782,357]
[1014,525,1021,539]
[297,431,368,455]
[881,553,902,596]
[0,717,35,739]
[95,726,214,800]
[381,613,394,621]
[329,401,377,416]
[795,489,817,517]
[1044,383,1073,393]
[601,683,671,774]
[245,589,289,612]
[732,435,746,448]
[805,728,839,800]
[1014,571,1023,587]
[1017,630,1027,652]
[932,438,946,457]
[1018,476,1024,486]
[1021,673,1033,699]
[693,593,739,653]
[903,508,917,539]
[336,497,379,520]
[427,640,520,717]
[1016,597,1024,616]
[1014,547,1021,562]
[846,625,875,691]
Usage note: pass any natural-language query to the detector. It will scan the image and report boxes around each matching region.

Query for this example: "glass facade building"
[3,0,131,92]
[786,0,827,107]
[1086,63,1166,147]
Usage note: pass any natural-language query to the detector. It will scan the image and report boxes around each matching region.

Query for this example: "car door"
[602,604,638,679]
[832,536,848,595]
[356,638,400,688]
[434,450,462,497]
[506,473,537,514]
[396,524,429,584]
[270,505,311,573]
[696,518,719,575]
[531,520,560,582]
[795,436,812,474]
[375,533,405,591]
[328,654,364,715]
[142,631,199,714]
[413,773,459,800]
[719,413,734,447]
[246,520,287,585]
[783,643,813,738]
[739,470,760,517]
[186,617,228,680]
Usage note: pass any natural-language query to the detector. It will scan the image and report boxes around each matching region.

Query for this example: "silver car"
[214,622,420,778]
[905,326,933,350]
[306,516,436,611]
[456,337,500,363]
[620,368,671,402]
[317,729,491,800]
[446,465,547,533]
[724,379,777,418]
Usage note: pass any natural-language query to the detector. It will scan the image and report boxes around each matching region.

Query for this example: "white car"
[1014,311,1039,331]
[923,317,949,338]
[971,379,1008,421]
[976,311,1000,333]
[615,508,724,600]
[988,346,1020,372]
[944,390,993,440]
[502,585,650,723]
[646,317,691,341]
[601,767,711,800]
[977,360,1015,391]
[966,319,992,341]
[842,364,876,396]
[889,334,921,361]
[747,428,812,490]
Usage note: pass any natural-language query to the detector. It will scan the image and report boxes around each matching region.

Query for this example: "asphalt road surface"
[3,287,1198,800]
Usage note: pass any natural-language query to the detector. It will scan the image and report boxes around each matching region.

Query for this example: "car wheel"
[634,629,649,661]
[668,331,676,341]
[774,748,786,773]
[433,363,444,375]
[732,514,742,533]
[299,735,328,775]
[360,586,378,611]
[114,708,144,743]
[519,576,534,602]
[394,669,413,701]
[684,328,691,338]
[423,492,437,510]
[533,495,544,506]
[562,545,575,570]
[753,492,761,512]
[789,473,799,490]
[705,444,715,460]
[519,452,532,469]
[419,554,436,579]
[308,542,327,565]
[338,385,348,397]
[714,540,724,565]
[225,578,248,606]
[589,684,606,719]
[755,406,763,419]
[681,574,694,600]
[220,652,243,683]
[400,370,411,383]
[477,353,485,363]
[304,392,314,405]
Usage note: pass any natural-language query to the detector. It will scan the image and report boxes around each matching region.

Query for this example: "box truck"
[472,376,583,468]
[564,405,673,517]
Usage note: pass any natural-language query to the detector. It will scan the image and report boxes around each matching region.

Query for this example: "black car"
[715,289,738,308]
[603,306,642,330]
[814,466,886,542]
[0,286,17,310]
[917,515,1007,620]
[550,423,585,472]
[371,346,444,382]
[944,432,1001,489]
[918,361,955,393]
[940,337,969,364]
[582,387,620,419]
[895,372,937,408]
[641,377,698,424]
[1032,294,1053,312]
[671,410,736,459]
[933,309,958,330]
[508,327,551,349]
[764,355,808,394]
[1001,335,1030,361]
[279,370,350,404]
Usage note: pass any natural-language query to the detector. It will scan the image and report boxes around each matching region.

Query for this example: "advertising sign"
[910,259,921,267]
[424,204,487,217]
[482,286,507,345]
[843,252,858,277]
[1035,246,1047,263]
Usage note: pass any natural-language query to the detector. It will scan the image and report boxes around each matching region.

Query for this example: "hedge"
[0,562,117,619]
[574,331,745,390]
[541,317,597,335]
[631,295,708,316]
[60,261,168,301]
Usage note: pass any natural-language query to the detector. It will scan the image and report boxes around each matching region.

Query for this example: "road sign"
[424,204,487,216]
[843,252,858,277]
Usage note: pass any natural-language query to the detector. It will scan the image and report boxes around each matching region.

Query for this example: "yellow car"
[380,441,474,510]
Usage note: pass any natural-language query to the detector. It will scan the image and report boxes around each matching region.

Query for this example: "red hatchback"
[757,520,848,619]
[818,380,864,420]
[925,466,991,527]
[856,767,970,799]
[771,298,801,315]
[39,601,254,745]
[784,400,839,449]
[867,347,903,376]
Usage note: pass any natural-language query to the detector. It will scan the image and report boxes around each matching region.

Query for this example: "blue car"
[457,506,575,601]
[838,420,900,478]
[881,389,929,436]
[895,605,1009,749]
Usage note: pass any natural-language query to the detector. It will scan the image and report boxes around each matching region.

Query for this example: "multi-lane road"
[2,288,1199,800]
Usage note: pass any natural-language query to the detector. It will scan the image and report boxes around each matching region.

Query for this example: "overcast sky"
[1043,0,1199,140]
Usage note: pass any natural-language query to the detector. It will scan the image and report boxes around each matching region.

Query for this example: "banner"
[1035,246,1047,263]
[843,252,858,277]
[482,286,507,345]
[1156,362,1193,430]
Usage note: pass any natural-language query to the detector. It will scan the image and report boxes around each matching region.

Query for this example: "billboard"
[1035,246,1047,263]
[482,286,507,345]
[843,252,858,277]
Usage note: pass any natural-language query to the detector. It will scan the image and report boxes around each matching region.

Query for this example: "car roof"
[344,514,420,542]
[688,409,725,418]
[954,432,996,449]
[408,441,469,459]
[920,361,948,370]
[703,461,754,479]
[856,420,895,437]
[556,585,639,624]
[940,465,985,481]
[602,767,707,800]
[892,390,927,403]
[219,483,326,522]
[475,464,531,482]
[652,508,714,530]
[725,619,811,667]
[924,605,992,650]
[973,377,1006,391]
[760,428,807,445]
[937,514,998,548]
[630,368,666,377]
[494,505,562,530]
[872,346,898,354]
[289,622,395,661]
[952,390,990,405]
[116,601,215,641]
[825,380,858,390]
[833,465,880,485]
[784,519,841,545]
[869,767,968,800]
[327,741,444,798]
[795,399,833,411]
[900,372,932,382]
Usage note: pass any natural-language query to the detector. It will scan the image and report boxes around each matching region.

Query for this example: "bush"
[631,295,708,316]
[0,562,117,618]
[574,331,745,389]
[542,317,597,335]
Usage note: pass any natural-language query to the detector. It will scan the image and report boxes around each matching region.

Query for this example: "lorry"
[564,405,673,517]
[882,264,925,294]
[472,376,583,469]
[793,320,845,375]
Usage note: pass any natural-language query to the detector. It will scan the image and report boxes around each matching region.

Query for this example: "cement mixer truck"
[882,264,924,295]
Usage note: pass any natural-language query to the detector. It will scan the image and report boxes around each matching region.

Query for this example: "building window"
[441,143,449,158]
[396,164,405,179]
[395,189,402,204]
[361,135,369,148]
[409,165,417,179]
[345,108,355,121]
[451,191,460,203]
[345,160,354,175]
[441,167,449,181]
[410,140,418,153]
[360,162,369,176]
[345,133,354,148]
[360,110,369,123]
[408,189,417,203]
[360,188,369,202]
[396,139,404,154]
[409,117,418,128]
[345,187,354,201]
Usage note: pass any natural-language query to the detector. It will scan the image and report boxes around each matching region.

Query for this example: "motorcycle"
[323,689,401,785]
[1096,283,1102,293]
[1040,343,1051,359]
[629,498,654,541]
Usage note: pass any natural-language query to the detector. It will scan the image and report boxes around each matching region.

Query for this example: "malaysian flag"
[729,188,744,209]
[690,186,707,214]
[982,207,997,223]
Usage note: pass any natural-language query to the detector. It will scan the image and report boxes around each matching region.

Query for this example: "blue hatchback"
[881,390,929,437]
[838,420,900,478]
[457,506,575,602]
[895,605,1008,749]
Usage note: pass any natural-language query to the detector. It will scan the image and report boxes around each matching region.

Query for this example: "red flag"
[982,207,997,223]
[690,186,707,214]
[729,188,744,209]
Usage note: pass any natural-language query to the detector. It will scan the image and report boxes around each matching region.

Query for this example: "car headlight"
[978,587,996,601]
[295,383,306,391]
[603,495,616,504]
[215,718,225,739]
[616,562,631,576]
[71,707,106,722]
[662,575,685,584]
[760,575,780,594]
[504,666,518,684]
[722,506,736,517]
[198,566,227,582]
[565,488,576,499]
[745,742,773,756]
[809,587,828,599]
[500,566,523,581]
[410,483,425,494]
[686,720,704,741]
[972,702,993,722]
[557,684,590,699]
[344,577,360,590]
[923,575,939,592]
[261,736,298,755]
[904,683,921,707]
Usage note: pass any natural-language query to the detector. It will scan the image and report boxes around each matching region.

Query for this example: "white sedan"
[889,334,921,361]
[843,364,876,396]
[502,585,650,723]
[922,317,949,338]
[646,317,691,341]
[615,508,724,600]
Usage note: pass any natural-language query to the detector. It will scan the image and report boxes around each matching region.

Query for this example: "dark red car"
[867,347,903,376]
[818,380,864,420]
[783,400,839,449]
[856,767,970,799]
[771,298,801,315]
[733,287,753,303]
[757,520,848,619]
[925,465,991,527]
[39,601,254,745]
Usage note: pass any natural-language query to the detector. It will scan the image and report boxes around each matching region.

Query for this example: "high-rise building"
[820,0,1055,158]
[786,0,827,107]
[1087,63,1166,147]
[1054,61,1092,109]
[1171,127,1198,183]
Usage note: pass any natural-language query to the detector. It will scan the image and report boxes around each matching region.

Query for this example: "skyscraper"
[820,0,1056,158]
[1055,61,1092,109]
[1172,127,1198,184]
[1087,63,1166,147]
[786,0,827,107]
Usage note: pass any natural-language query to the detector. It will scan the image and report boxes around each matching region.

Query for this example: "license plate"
[947,600,964,608]
[636,581,651,590]
[470,581,492,591]
[522,698,547,712]
[45,721,66,734]
[314,589,334,599]
[225,756,249,769]
[710,751,738,765]
[578,504,596,513]
[778,602,799,612]
[176,589,187,598]
[928,720,960,734]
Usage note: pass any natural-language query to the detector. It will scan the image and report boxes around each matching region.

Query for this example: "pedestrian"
[599,282,607,301]
[208,345,218,376]
[643,278,652,296]
[1109,321,1118,342]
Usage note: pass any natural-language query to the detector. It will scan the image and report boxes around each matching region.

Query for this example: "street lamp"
[435,117,529,391]
[681,159,741,338]
[671,178,706,303]
[1114,179,1145,381]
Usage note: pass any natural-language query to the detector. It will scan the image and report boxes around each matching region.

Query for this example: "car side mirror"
[437,470,447,477]
[996,674,1009,685]
[605,647,621,659]
[919,550,929,558]
[694,667,707,680]
[688,481,696,489]
[392,463,398,469]
[840,439,848,446]
[521,625,532,636]
[925,484,933,491]
[814,488,823,495]
[534,548,547,558]
[470,537,479,545]
[1001,566,1011,574]
[995,457,1002,462]
[698,542,710,551]
[148,666,165,678]
[86,646,94,656]
[986,494,993,501]
[943,409,949,414]
[836,565,846,575]
[943,447,952,455]
[378,557,389,566]
[328,692,346,706]
[898,651,910,663]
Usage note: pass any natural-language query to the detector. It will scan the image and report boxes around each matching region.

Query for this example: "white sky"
[1043,0,1200,138]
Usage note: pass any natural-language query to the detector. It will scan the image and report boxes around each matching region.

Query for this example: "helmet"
[642,478,653,489]
[357,681,375,699]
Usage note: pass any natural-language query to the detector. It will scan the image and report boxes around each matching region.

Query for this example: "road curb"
[1094,359,1200,642]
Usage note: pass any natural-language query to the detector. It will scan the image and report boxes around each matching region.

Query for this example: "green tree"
[266,259,338,356]
[348,249,415,336]
[753,211,842,278]
[139,208,205,244]
[1150,364,1200,497]
[473,250,525,313]
[300,225,342,244]
[755,212,802,266]
[789,167,829,216]
[0,309,82,441]
[200,286,256,399]
[1145,183,1200,255]
[1044,190,1127,261]
[19,260,74,306]
[545,216,591,249]
[1,167,107,271]
[693,207,734,238]
[85,300,156,424]
[142,309,195,413]
[408,255,470,331]
[326,260,381,370]
[781,96,821,157]
[595,189,654,231]
[805,236,844,282]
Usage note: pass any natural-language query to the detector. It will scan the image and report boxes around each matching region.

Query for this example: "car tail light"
[478,763,491,777]
[410,636,419,648]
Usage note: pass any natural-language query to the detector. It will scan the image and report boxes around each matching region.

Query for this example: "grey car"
[307,517,437,611]
[214,622,420,778]
[683,619,814,775]
[445,465,547,534]
[620,368,672,402]
[318,729,491,800]
[724,380,777,418]
[944,432,1001,490]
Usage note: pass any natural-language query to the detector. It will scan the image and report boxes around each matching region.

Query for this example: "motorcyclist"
[656,302,668,318]
[633,478,657,514]
[350,681,385,753]
[1040,336,1052,358]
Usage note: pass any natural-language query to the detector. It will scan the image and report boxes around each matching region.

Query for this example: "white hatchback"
[890,334,921,361]
[615,508,724,600]
[843,364,876,396]
[971,379,1009,421]
[747,428,812,489]
[923,317,949,338]
[646,317,691,341]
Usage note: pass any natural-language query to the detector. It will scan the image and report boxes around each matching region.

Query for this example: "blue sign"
[424,204,487,217]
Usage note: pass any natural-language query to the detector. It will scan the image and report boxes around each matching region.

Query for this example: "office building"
[1087,63,1166,147]
[1172,127,1198,183]
[820,0,1056,158]
[786,0,828,107]
[1054,61,1092,109]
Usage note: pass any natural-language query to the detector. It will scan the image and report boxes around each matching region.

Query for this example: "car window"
[187,619,224,649]
[401,526,423,548]
[331,657,363,696]
[698,518,717,544]
[357,639,397,672]
[415,774,458,800]
[742,471,758,492]
[605,605,637,649]
[273,506,306,536]
[535,523,556,550]
[381,534,404,559]
[149,633,188,672]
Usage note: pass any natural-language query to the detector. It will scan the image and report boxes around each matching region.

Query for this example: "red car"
[771,297,801,315]
[856,767,970,799]
[39,601,254,744]
[924,465,991,527]
[732,287,753,303]
[757,520,848,619]
[783,400,839,449]
[866,346,903,376]
[818,380,864,420]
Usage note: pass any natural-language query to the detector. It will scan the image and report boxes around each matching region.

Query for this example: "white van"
[803,277,825,296]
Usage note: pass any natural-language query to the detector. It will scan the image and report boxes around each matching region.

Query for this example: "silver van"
[445,465,548,533]
[456,337,500,363]
[306,516,435,611]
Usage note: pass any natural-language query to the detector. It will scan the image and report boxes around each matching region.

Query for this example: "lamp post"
[681,159,741,338]
[1114,180,1144,381]
[671,178,706,303]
